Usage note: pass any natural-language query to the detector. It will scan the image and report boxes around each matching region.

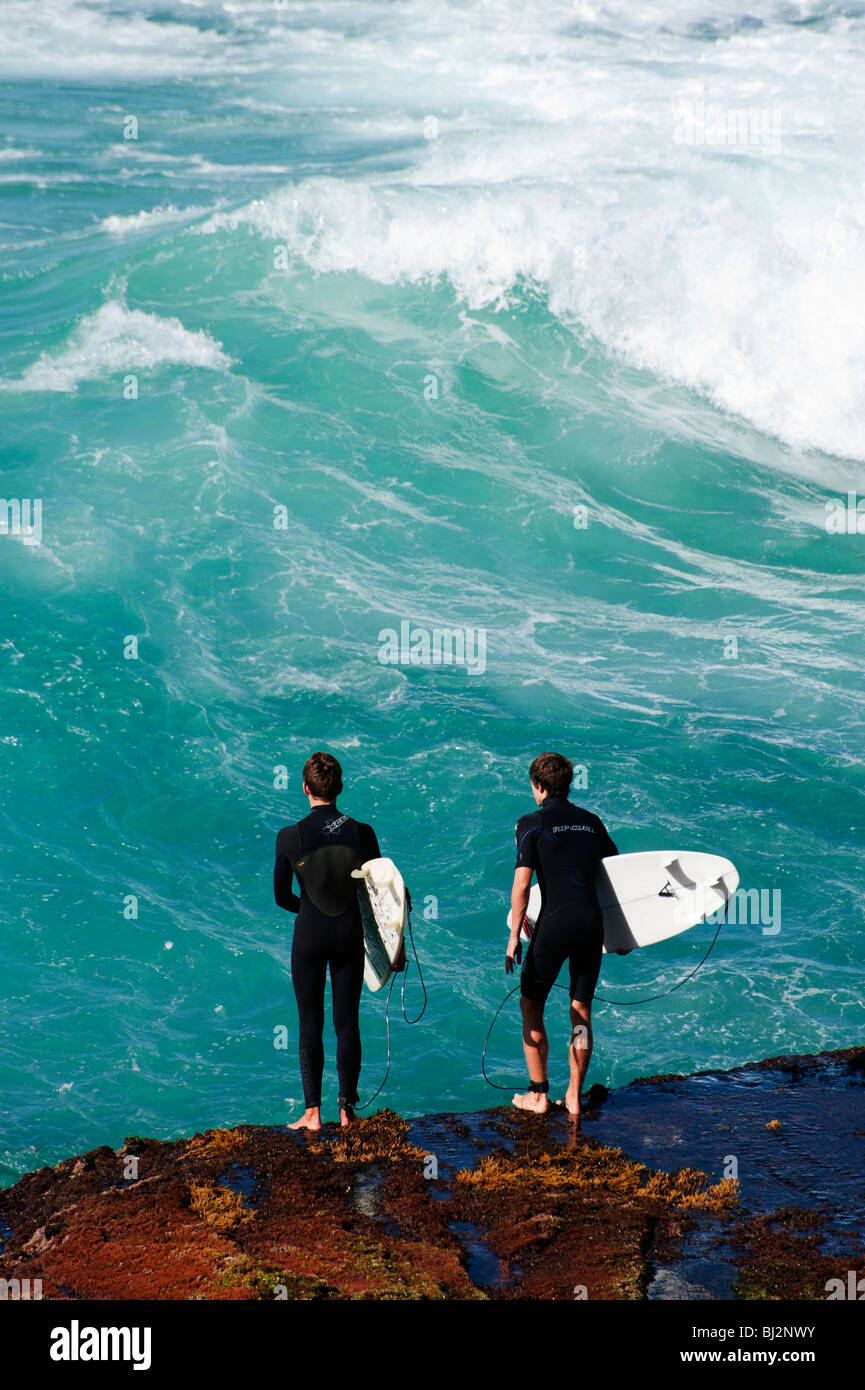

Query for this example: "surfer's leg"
[331,924,364,1126]
[513,932,559,1113]
[289,924,327,1130]
[566,999,593,1120]
[565,925,602,1120]
[513,997,551,1113]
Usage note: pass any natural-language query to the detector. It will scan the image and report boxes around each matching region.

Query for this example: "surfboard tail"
[354,858,407,993]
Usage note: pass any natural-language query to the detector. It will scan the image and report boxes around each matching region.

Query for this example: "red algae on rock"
[442,1131,737,1300]
[457,1137,739,1212]
[731,1208,864,1301]
[1,1046,863,1301]
[0,1120,479,1301]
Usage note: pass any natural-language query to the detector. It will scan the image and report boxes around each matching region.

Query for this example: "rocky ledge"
[1,1046,863,1300]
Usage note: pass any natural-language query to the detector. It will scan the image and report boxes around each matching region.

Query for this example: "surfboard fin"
[662,857,698,890]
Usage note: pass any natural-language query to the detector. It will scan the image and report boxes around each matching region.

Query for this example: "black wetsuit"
[274,805,380,1109]
[514,796,618,1003]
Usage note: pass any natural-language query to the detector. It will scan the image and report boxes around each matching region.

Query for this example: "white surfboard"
[507,851,739,953]
[352,857,406,992]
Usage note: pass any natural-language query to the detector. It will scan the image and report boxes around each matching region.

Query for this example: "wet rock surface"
[1,1047,862,1300]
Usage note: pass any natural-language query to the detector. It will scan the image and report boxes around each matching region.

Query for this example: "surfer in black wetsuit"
[274,751,381,1131]
[506,751,621,1121]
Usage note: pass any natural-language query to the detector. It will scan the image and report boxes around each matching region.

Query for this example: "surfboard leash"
[481,910,727,1093]
[356,894,427,1110]
[481,983,524,1092]
[399,892,428,1024]
[592,908,725,1006]
[355,973,397,1111]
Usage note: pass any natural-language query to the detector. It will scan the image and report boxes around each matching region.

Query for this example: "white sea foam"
[99,205,211,235]
[209,147,865,460]
[2,299,232,393]
[0,0,231,80]
[0,145,43,161]
[203,0,865,464]
[6,0,865,458]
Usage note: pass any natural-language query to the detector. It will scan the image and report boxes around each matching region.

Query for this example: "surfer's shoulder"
[354,818,380,855]
[514,808,541,839]
[275,822,301,853]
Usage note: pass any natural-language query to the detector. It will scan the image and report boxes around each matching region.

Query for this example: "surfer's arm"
[273,828,301,912]
[596,814,618,859]
[509,814,539,972]
[507,867,532,973]
[594,818,630,951]
[360,822,381,860]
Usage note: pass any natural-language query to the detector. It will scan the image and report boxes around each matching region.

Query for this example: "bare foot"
[564,1087,581,1122]
[288,1107,322,1132]
[512,1090,549,1115]
[339,1106,355,1128]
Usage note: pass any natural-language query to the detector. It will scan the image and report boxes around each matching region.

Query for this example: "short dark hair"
[529,751,572,799]
[303,751,343,801]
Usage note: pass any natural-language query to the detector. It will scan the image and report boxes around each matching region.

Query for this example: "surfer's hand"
[505,935,522,973]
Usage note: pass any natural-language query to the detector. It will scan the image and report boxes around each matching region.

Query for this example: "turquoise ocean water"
[1,0,864,1185]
